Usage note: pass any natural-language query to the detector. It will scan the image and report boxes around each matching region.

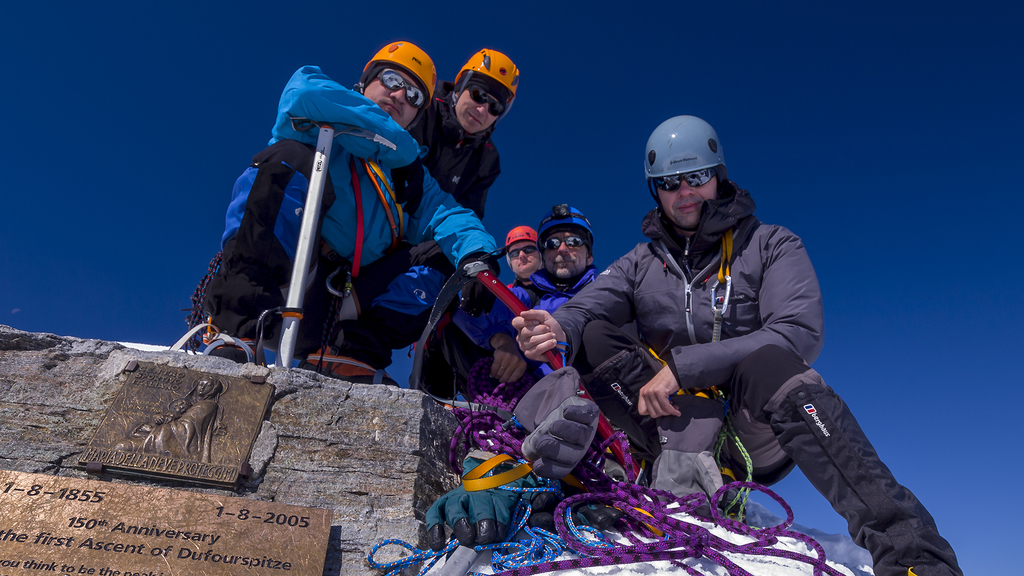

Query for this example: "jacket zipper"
[654,238,721,346]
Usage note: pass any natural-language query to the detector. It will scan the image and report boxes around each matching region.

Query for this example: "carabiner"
[325,267,352,298]
[711,275,732,317]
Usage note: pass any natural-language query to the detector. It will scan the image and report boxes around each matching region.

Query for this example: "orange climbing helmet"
[359,41,437,102]
[454,49,519,118]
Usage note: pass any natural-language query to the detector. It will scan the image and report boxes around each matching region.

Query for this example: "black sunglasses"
[377,69,426,109]
[508,245,539,258]
[541,236,586,250]
[468,86,505,116]
[652,167,716,192]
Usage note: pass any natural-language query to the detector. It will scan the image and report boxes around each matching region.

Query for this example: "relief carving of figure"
[115,376,226,462]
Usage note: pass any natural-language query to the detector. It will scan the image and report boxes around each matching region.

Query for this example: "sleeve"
[270,66,421,169]
[450,287,529,349]
[552,249,643,363]
[666,227,824,389]
[402,168,497,265]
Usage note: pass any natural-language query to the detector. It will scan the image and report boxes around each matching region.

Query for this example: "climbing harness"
[362,158,404,249]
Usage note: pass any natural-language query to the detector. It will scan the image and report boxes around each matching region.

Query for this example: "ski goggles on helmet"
[541,236,587,250]
[468,85,505,116]
[652,167,717,192]
[377,69,426,108]
[508,245,539,258]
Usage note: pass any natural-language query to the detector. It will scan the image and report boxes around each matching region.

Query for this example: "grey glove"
[521,395,599,478]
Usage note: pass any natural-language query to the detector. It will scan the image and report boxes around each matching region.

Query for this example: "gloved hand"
[521,395,600,479]
[527,491,623,532]
[425,456,537,551]
[390,157,425,210]
[458,253,501,317]
[409,240,449,269]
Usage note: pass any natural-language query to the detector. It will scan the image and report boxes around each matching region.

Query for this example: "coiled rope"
[369,357,845,576]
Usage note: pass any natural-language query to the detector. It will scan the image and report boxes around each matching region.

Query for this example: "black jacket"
[407,82,501,218]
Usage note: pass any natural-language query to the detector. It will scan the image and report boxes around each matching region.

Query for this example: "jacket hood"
[438,81,495,143]
[642,180,757,254]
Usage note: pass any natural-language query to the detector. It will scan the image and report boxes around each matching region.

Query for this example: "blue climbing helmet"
[536,204,594,250]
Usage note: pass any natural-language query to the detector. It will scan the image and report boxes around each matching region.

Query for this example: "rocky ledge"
[0,325,460,575]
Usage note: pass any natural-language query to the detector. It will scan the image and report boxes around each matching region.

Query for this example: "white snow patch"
[118,342,179,352]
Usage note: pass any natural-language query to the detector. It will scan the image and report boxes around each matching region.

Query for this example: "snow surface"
[418,501,873,576]
[119,342,174,352]
[118,340,875,575]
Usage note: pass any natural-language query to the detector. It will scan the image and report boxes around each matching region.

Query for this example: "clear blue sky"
[2,1,1021,573]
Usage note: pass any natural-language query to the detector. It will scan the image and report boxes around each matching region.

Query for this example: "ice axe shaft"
[277,124,334,368]
[426,545,481,576]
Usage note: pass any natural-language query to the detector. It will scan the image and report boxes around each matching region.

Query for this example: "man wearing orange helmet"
[408,48,519,217]
[504,226,541,288]
[325,49,520,379]
[203,41,497,383]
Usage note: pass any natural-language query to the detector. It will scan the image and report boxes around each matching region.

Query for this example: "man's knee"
[578,321,653,377]
[733,345,815,415]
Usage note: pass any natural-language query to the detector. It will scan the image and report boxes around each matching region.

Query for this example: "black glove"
[409,240,453,274]
[389,157,424,213]
[527,491,622,532]
[458,253,500,317]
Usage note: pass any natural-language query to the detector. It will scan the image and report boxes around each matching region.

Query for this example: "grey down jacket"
[555,181,824,390]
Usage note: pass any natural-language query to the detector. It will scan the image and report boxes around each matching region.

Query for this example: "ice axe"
[276,119,398,368]
[411,259,639,478]
[275,123,335,368]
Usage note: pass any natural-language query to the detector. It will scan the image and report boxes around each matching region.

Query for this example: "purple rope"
[465,356,536,411]
[490,481,843,576]
[435,360,847,576]
[448,358,633,492]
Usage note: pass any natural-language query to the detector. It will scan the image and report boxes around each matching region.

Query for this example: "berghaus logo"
[803,404,831,437]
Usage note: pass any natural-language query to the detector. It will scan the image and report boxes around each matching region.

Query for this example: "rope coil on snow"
[370,358,846,576]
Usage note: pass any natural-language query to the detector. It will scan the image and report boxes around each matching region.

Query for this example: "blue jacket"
[454,266,600,353]
[222,66,495,269]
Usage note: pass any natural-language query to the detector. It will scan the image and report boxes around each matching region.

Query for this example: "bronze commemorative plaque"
[78,362,273,487]
[0,469,331,576]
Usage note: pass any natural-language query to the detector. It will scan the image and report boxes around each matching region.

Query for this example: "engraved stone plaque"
[78,363,273,487]
[0,470,331,576]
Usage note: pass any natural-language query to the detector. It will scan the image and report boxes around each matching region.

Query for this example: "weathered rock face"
[0,325,461,575]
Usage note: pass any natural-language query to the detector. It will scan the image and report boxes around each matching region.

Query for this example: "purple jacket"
[454,266,599,351]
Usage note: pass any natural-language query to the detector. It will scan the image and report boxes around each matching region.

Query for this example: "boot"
[768,373,962,576]
[650,394,725,502]
[300,348,397,385]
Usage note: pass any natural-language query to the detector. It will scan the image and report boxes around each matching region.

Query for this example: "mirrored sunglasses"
[541,236,586,250]
[508,245,539,258]
[652,167,716,192]
[469,86,505,116]
[377,69,426,109]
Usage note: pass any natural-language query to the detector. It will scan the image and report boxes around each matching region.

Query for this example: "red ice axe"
[470,266,639,480]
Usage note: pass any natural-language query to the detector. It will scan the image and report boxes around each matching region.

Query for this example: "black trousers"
[334,241,454,369]
[575,322,961,576]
